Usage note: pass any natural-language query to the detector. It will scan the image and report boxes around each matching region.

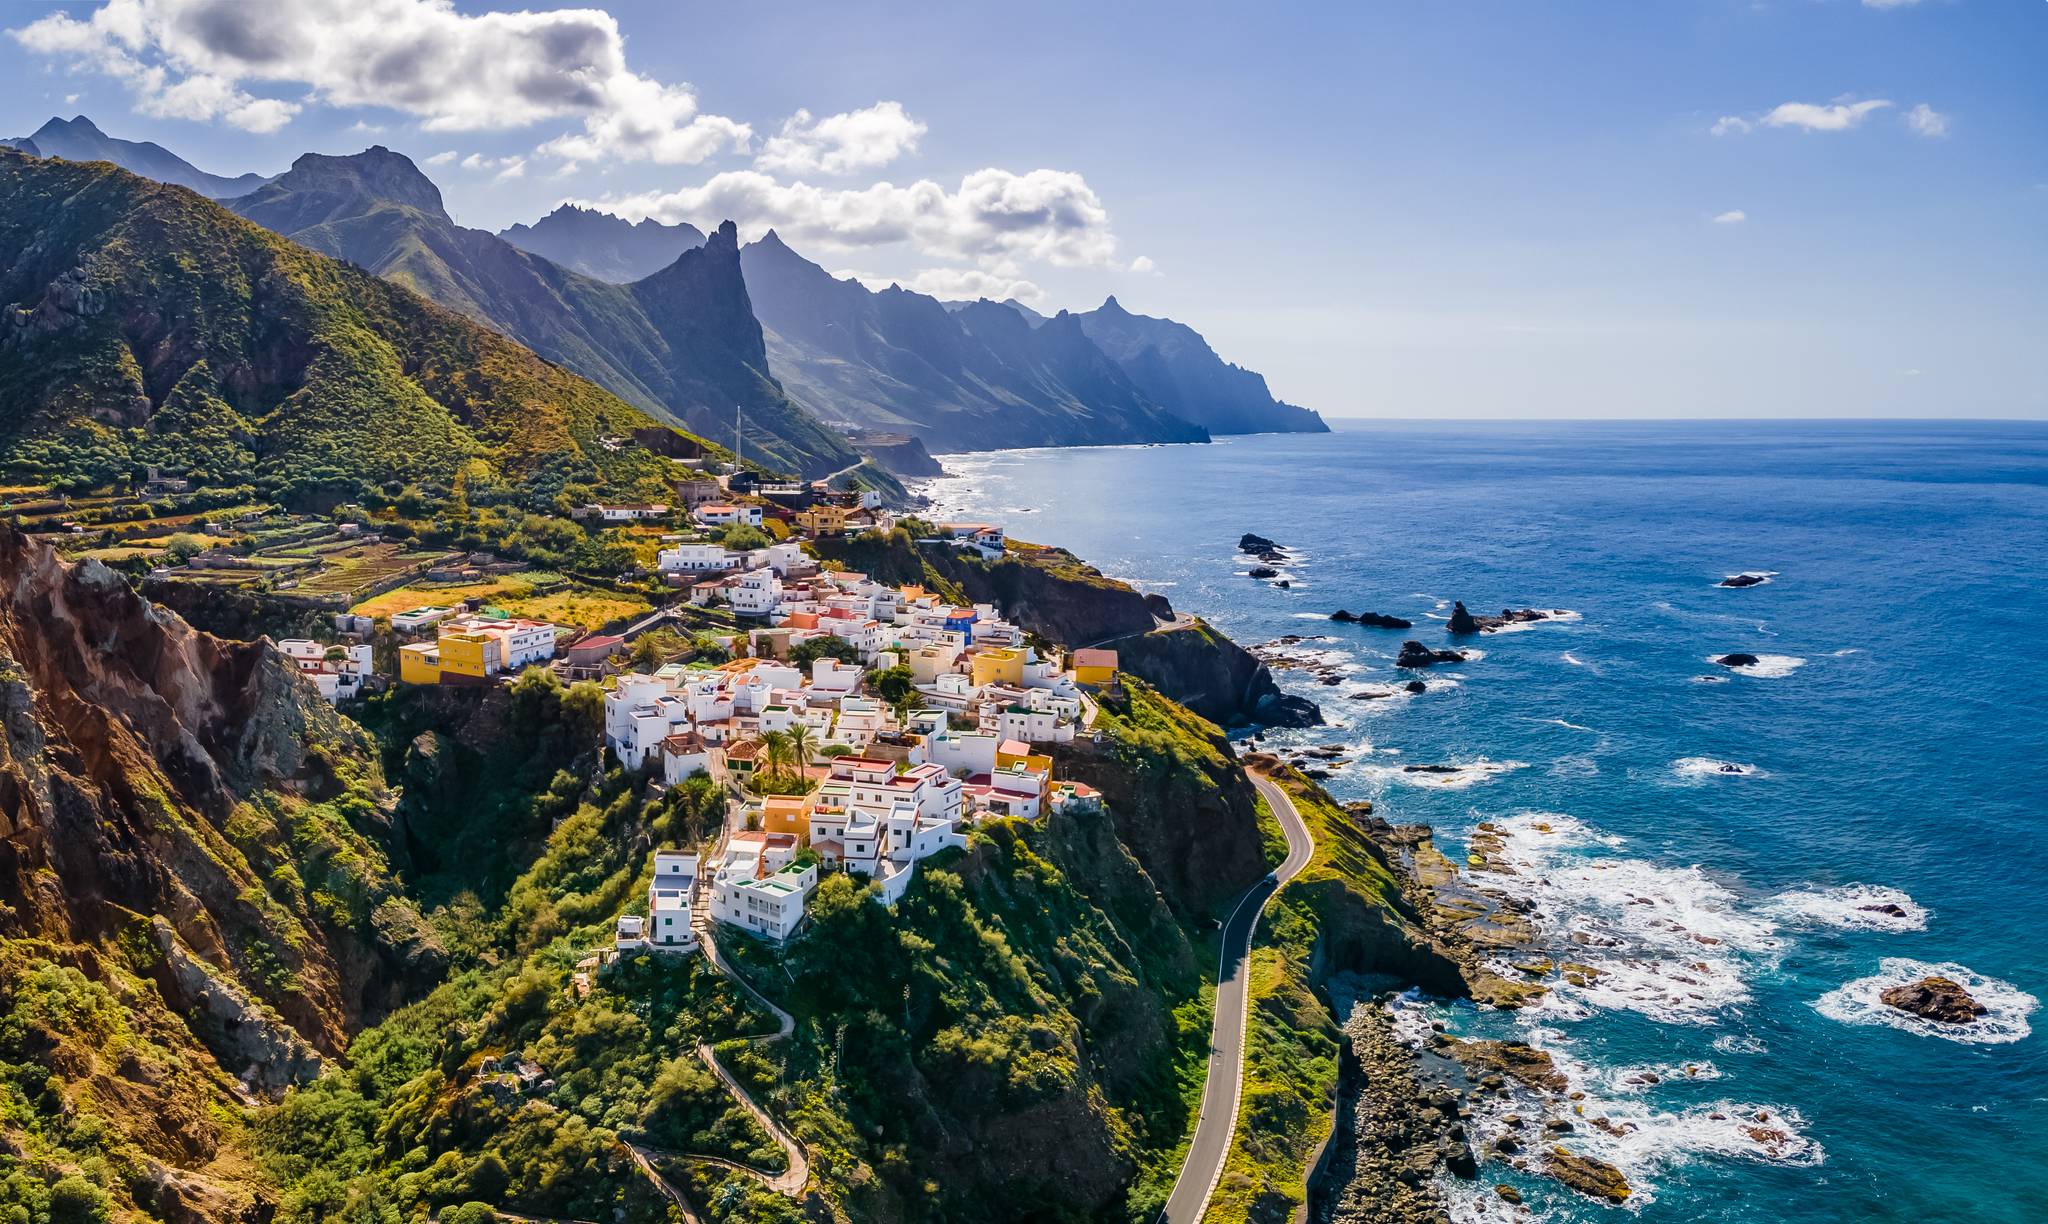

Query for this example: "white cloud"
[1129,255,1156,273]
[1711,115,1753,137]
[424,150,456,165]
[1712,209,1747,225]
[8,0,747,163]
[1904,103,1948,138]
[579,166,1121,268]
[755,101,925,176]
[1762,99,1892,131]
[457,151,524,177]
[843,265,1046,306]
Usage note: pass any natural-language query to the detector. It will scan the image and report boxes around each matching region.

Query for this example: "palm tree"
[785,722,817,784]
[759,730,794,787]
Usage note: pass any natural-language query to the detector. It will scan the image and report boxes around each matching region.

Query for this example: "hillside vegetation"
[0,150,711,502]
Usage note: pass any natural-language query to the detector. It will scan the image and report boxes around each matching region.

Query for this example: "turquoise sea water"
[920,421,2047,1223]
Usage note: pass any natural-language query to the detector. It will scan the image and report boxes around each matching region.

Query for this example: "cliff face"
[0,523,432,1220]
[1053,679,1273,918]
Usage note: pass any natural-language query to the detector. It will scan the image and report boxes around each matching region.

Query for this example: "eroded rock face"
[1881,976,1988,1025]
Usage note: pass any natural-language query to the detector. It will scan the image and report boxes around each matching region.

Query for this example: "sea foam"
[1671,756,1767,781]
[1356,758,1526,790]
[1815,958,2037,1044]
[1765,884,1928,932]
[1705,653,1806,678]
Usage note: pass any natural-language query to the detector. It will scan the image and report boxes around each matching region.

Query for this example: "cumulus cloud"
[457,151,525,179]
[7,0,747,162]
[424,149,456,165]
[579,166,1120,268]
[1715,99,1893,136]
[1712,209,1747,225]
[1763,99,1893,131]
[755,101,926,176]
[1129,255,1156,273]
[1904,103,1948,138]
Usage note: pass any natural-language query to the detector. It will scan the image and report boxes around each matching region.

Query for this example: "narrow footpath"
[1159,770,1316,1224]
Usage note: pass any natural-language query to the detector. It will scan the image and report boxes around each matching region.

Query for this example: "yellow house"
[908,643,958,684]
[435,632,497,681]
[397,642,442,684]
[996,739,1052,778]
[797,505,850,536]
[969,646,1025,688]
[1071,648,1118,686]
[759,795,812,840]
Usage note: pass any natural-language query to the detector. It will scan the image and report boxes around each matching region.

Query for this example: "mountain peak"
[1100,294,1126,314]
[35,115,104,140]
[272,146,446,218]
[710,219,740,248]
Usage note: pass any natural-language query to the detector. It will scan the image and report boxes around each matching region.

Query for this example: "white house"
[390,605,456,633]
[763,542,809,575]
[605,675,689,769]
[709,832,815,941]
[276,639,375,703]
[661,731,712,783]
[930,729,1000,777]
[658,543,739,573]
[694,503,764,529]
[647,849,699,952]
[730,569,783,618]
[584,503,670,522]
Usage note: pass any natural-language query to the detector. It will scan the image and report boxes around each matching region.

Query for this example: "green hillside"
[0,149,715,501]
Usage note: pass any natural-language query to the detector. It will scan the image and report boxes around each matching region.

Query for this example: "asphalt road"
[1160,771,1316,1223]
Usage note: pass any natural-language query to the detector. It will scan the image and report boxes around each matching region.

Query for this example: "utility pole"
[733,404,743,473]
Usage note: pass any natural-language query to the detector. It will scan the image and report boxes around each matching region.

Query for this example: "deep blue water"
[920,421,2048,1223]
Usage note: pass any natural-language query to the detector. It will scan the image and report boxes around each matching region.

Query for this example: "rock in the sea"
[1248,565,1280,580]
[1859,902,1909,919]
[1495,1184,1523,1205]
[1450,600,1569,633]
[1239,532,1281,553]
[1715,653,1761,668]
[1398,640,1467,668]
[1544,1147,1632,1203]
[1404,680,1427,694]
[1880,975,1988,1025]
[1720,572,1770,588]
[1331,609,1415,629]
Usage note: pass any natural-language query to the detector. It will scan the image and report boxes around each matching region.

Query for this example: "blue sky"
[4,0,2043,419]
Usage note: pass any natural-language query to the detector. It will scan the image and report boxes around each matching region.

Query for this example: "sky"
[3,0,2044,420]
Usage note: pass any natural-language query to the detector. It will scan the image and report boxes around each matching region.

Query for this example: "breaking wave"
[1765,884,1929,933]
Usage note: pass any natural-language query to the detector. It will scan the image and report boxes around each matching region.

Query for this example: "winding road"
[1159,771,1316,1224]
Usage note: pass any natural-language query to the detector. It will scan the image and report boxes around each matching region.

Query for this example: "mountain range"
[2,116,1327,472]
[224,148,855,477]
[500,203,706,281]
[1,114,272,198]
[0,148,699,499]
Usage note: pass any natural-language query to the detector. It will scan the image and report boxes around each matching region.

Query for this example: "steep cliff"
[0,523,433,1219]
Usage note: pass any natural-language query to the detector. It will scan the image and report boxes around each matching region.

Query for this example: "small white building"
[730,569,783,618]
[647,849,699,952]
[276,639,375,703]
[390,605,456,633]
[658,543,739,573]
[694,503,764,529]
[584,503,671,522]
[709,833,815,941]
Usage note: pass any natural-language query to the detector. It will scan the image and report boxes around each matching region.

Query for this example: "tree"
[759,730,794,786]
[790,635,858,668]
[632,627,687,669]
[786,722,817,779]
[870,664,915,706]
[719,523,770,551]
[164,532,210,564]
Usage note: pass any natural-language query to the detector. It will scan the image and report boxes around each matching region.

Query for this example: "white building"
[585,503,670,522]
[658,543,738,573]
[709,832,816,941]
[730,569,783,618]
[694,503,764,529]
[390,605,456,633]
[276,639,375,703]
[647,849,699,952]
[661,732,712,783]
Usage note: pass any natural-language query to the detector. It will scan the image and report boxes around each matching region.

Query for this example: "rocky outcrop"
[1397,641,1468,668]
[1881,976,1988,1024]
[1720,572,1770,588]
[1716,652,1762,668]
[1447,602,1572,634]
[847,430,945,477]
[1330,610,1413,629]
[1110,617,1321,728]
[1544,1147,1632,1202]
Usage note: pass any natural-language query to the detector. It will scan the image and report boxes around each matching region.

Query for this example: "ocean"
[918,420,2047,1223]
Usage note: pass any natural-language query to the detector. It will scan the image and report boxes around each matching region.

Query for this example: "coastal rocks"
[1239,532,1281,553]
[1446,1039,1570,1094]
[1447,601,1576,634]
[1544,1147,1633,1203]
[1247,565,1279,579]
[1880,976,1989,1025]
[1331,609,1415,629]
[1397,640,1467,668]
[1314,1006,1461,1223]
[1404,680,1427,694]
[1715,652,1762,668]
[1719,571,1774,588]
